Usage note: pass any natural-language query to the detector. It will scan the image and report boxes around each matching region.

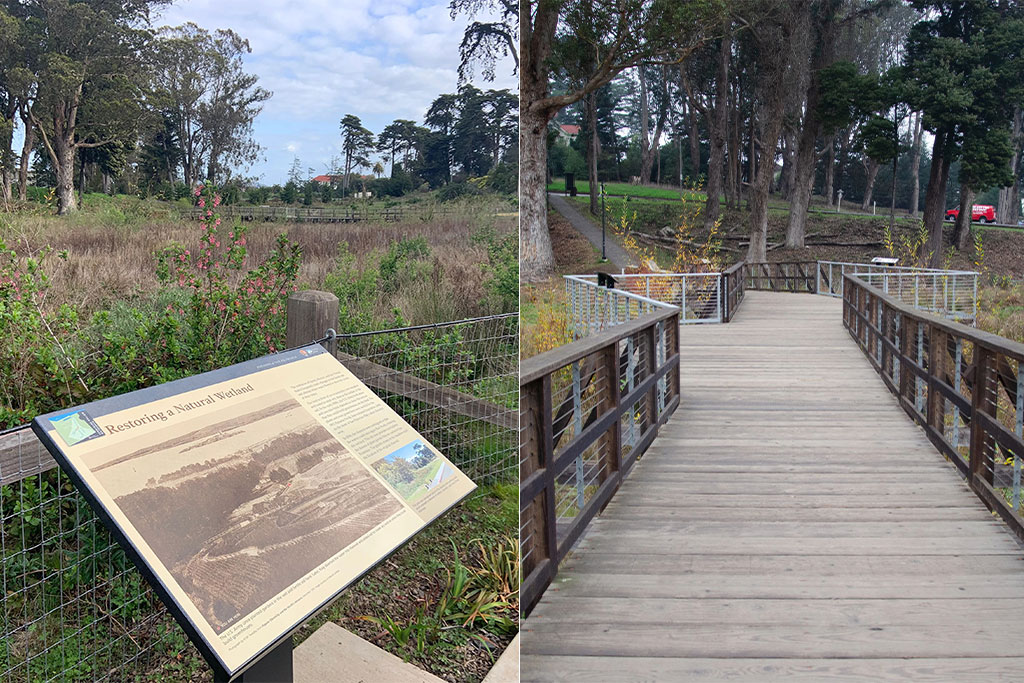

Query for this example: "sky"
[155,0,517,183]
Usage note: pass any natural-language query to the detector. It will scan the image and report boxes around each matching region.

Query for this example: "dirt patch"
[716,209,1024,277]
[547,211,617,275]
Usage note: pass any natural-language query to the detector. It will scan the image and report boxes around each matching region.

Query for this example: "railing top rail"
[563,274,678,310]
[722,260,746,275]
[844,272,1023,360]
[521,307,680,385]
[612,271,722,278]
[848,268,979,277]
[821,259,979,275]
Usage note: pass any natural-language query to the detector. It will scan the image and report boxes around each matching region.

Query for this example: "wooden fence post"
[970,345,997,487]
[286,290,339,351]
[927,324,947,431]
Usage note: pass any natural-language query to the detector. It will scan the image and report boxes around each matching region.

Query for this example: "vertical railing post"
[927,324,947,432]
[970,345,997,488]
[953,339,963,454]
[656,321,667,415]
[571,361,584,511]
[876,295,883,365]
[916,324,925,415]
[625,336,637,451]
[1015,365,1023,510]
[600,340,622,481]
[519,374,555,614]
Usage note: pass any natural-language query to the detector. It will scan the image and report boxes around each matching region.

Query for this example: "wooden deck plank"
[521,656,1024,682]
[522,291,1024,680]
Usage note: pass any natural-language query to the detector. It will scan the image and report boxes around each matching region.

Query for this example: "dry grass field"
[1,198,516,325]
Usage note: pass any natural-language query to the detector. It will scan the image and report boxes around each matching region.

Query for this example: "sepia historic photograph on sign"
[89,389,402,633]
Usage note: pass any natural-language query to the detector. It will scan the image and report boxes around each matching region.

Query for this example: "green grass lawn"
[547,179,706,201]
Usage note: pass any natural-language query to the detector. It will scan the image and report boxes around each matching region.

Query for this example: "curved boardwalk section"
[522,291,1024,681]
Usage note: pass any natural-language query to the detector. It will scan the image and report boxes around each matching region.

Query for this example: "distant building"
[557,124,580,144]
[312,174,344,186]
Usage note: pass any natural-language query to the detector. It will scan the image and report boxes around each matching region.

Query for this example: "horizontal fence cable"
[520,308,681,615]
[842,272,1024,545]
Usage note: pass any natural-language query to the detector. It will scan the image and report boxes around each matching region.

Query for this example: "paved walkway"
[548,193,634,270]
[522,291,1024,681]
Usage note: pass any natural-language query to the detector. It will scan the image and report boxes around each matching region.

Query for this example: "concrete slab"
[293,622,444,683]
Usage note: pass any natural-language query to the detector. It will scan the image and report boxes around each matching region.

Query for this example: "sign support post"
[215,639,293,683]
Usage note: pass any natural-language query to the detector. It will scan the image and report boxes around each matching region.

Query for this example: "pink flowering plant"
[154,182,300,373]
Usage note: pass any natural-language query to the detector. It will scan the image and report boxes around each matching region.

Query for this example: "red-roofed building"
[312,174,344,185]
[557,124,581,144]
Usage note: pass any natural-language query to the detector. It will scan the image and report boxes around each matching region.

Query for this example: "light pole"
[601,182,607,261]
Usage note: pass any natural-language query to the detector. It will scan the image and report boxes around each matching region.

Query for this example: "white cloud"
[155,0,516,181]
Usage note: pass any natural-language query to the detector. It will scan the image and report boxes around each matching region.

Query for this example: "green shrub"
[437,182,482,203]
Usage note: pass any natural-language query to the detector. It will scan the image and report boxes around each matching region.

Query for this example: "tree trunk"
[779,131,796,199]
[521,106,556,281]
[55,141,77,215]
[922,132,952,267]
[861,159,880,211]
[102,171,112,195]
[727,77,742,209]
[78,158,86,201]
[786,107,823,246]
[704,30,730,230]
[18,113,34,201]
[786,126,819,247]
[998,107,1021,224]
[824,135,835,207]
[637,67,668,186]
[908,111,923,216]
[0,169,10,205]
[953,183,975,251]
[688,101,701,178]
[748,96,786,262]
[835,124,853,203]
[586,91,600,215]
[638,67,651,183]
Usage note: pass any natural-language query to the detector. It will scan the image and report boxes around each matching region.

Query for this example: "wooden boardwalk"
[522,291,1024,681]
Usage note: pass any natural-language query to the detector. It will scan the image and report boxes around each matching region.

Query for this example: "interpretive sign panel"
[31,344,476,679]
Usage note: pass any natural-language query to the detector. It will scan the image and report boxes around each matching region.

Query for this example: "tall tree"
[426,93,459,182]
[520,0,717,280]
[905,0,1024,265]
[339,114,374,192]
[453,85,493,176]
[634,64,671,185]
[744,1,801,262]
[24,0,162,214]
[449,0,517,82]
[907,109,924,216]
[152,24,271,187]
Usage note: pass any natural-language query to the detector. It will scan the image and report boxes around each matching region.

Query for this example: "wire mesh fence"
[0,312,518,682]
[333,313,519,486]
[0,427,189,683]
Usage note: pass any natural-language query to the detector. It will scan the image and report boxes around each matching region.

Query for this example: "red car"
[945,204,996,223]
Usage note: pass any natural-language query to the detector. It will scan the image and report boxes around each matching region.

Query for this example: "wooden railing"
[520,308,681,615]
[843,274,1024,543]
[746,261,817,292]
[721,261,747,322]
